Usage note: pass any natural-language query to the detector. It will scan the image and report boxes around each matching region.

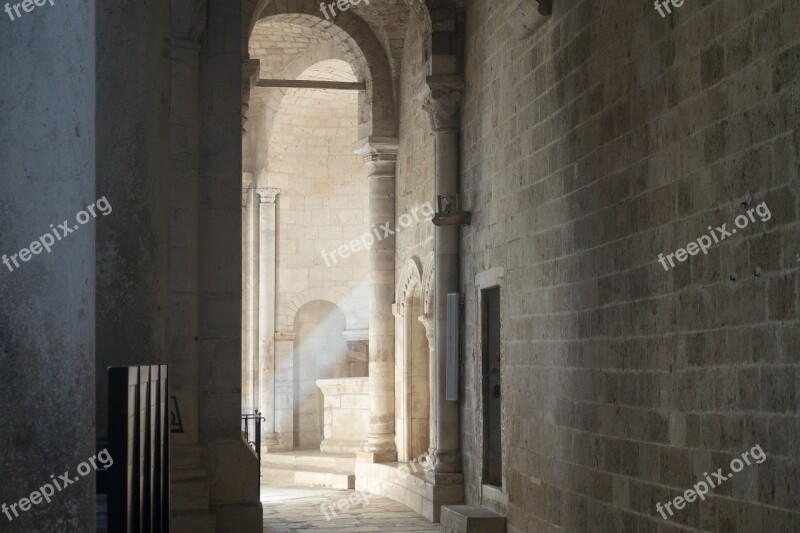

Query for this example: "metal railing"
[241,411,265,460]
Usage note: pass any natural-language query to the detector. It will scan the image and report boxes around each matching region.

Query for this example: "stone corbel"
[505,0,552,40]
[353,137,399,175]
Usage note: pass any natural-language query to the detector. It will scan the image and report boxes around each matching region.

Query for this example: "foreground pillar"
[0,3,95,530]
[355,138,399,463]
[96,0,172,440]
[423,79,464,481]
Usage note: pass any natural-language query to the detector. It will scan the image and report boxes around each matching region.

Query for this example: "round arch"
[247,2,397,139]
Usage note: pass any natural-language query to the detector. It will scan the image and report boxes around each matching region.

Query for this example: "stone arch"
[248,2,397,139]
[420,252,434,317]
[246,39,350,180]
[282,286,358,333]
[396,257,422,307]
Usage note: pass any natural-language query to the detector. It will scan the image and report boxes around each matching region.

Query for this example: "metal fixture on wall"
[432,195,471,226]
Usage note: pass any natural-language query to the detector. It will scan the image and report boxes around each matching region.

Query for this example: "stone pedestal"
[317,377,370,454]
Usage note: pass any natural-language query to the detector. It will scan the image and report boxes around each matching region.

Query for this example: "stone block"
[440,505,506,533]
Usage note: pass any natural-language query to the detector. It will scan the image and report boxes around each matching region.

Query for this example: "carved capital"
[171,0,207,42]
[418,315,435,345]
[422,76,464,133]
[257,187,280,204]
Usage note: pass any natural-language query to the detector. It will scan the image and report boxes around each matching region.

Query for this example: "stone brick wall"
[396,20,436,286]
[457,0,800,530]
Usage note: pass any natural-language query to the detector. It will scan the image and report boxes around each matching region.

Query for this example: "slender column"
[0,2,95,528]
[258,187,280,451]
[422,79,464,480]
[242,185,259,412]
[418,315,436,457]
[355,137,399,463]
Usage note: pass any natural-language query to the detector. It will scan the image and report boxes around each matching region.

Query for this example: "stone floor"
[261,485,444,532]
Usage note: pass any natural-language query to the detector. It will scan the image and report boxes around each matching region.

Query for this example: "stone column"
[242,185,258,412]
[0,3,95,529]
[418,315,436,456]
[422,79,464,480]
[355,137,399,463]
[258,187,280,452]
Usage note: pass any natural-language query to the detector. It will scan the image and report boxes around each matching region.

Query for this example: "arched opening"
[292,300,348,449]
[395,259,431,463]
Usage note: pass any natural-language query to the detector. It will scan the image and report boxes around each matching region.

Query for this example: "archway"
[292,300,348,449]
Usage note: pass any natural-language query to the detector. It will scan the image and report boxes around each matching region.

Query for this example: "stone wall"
[397,20,436,274]
[266,61,371,333]
[458,0,800,531]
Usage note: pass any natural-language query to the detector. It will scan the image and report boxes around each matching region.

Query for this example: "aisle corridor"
[261,486,444,532]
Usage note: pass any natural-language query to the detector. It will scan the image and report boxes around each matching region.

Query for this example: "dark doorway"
[482,287,502,487]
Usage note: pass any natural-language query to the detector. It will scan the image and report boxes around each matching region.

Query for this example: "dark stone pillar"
[0,2,96,529]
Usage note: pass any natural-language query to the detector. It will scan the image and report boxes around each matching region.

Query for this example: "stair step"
[262,464,355,490]
[171,510,216,533]
[441,505,506,533]
[262,451,356,471]
[172,475,210,512]
[172,444,204,469]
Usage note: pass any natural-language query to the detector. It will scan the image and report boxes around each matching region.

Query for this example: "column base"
[425,448,461,479]
[262,436,285,455]
[357,450,398,463]
[426,471,464,484]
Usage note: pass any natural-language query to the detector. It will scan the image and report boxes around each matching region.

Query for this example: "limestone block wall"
[459,0,800,531]
[397,21,436,272]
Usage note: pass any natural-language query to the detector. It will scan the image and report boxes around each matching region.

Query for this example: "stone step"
[172,443,204,469]
[440,505,506,533]
[172,472,210,512]
[171,510,216,533]
[262,463,355,490]
[261,450,356,471]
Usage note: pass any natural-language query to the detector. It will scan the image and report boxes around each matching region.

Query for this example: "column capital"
[171,0,207,43]
[422,76,464,133]
[418,314,435,345]
[257,187,280,204]
[353,136,398,160]
[353,137,398,176]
